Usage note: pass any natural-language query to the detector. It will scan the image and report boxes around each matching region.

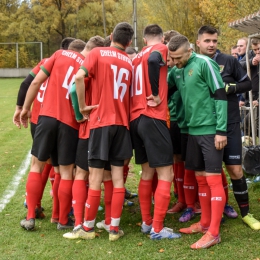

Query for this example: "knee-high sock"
[221,169,229,204]
[110,187,125,232]
[123,165,129,184]
[173,163,178,196]
[207,175,226,236]
[49,167,55,189]
[26,172,42,219]
[196,175,211,228]
[52,173,60,219]
[104,180,113,225]
[83,189,101,231]
[58,179,73,225]
[231,176,249,217]
[152,171,158,196]
[176,162,185,204]
[138,179,153,226]
[37,163,52,208]
[72,180,87,226]
[153,180,171,233]
[183,169,197,208]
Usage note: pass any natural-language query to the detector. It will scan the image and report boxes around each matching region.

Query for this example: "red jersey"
[30,58,48,124]
[81,47,132,130]
[79,78,91,139]
[130,44,168,122]
[40,49,85,129]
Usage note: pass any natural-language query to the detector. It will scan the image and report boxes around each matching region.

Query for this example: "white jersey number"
[111,65,129,102]
[37,78,49,103]
[131,63,142,97]
[62,66,76,99]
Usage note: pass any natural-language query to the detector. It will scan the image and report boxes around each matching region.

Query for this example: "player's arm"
[70,82,84,122]
[20,70,48,128]
[203,60,227,149]
[13,74,35,128]
[147,51,164,107]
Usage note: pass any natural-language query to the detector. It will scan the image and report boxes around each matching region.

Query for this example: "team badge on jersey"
[219,65,224,73]
[188,69,193,76]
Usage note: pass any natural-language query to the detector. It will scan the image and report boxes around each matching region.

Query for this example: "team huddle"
[13,22,260,250]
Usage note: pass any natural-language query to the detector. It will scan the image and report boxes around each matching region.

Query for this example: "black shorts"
[223,122,242,165]
[75,138,89,171]
[130,115,173,168]
[30,122,37,139]
[185,135,223,173]
[31,116,78,166]
[88,125,132,165]
[181,133,188,161]
[169,121,181,155]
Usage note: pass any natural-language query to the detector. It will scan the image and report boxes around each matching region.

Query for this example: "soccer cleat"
[123,199,134,206]
[190,231,221,249]
[179,208,195,223]
[223,204,238,218]
[63,225,95,240]
[167,202,186,214]
[96,220,110,232]
[179,222,208,234]
[20,218,35,230]
[141,222,153,234]
[51,218,59,224]
[109,229,124,241]
[242,213,260,230]
[150,227,181,240]
[98,205,103,211]
[57,218,75,230]
[125,189,138,199]
[35,207,45,219]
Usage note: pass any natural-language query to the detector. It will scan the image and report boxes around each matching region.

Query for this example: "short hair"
[251,38,260,46]
[168,34,190,52]
[237,37,248,46]
[198,25,219,38]
[144,24,163,39]
[60,37,76,50]
[86,35,104,50]
[104,35,111,47]
[112,22,134,47]
[163,30,180,43]
[68,39,86,53]
[125,47,137,55]
[231,45,238,50]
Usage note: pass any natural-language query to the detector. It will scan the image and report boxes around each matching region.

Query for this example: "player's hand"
[77,118,87,123]
[146,94,161,107]
[80,104,99,120]
[224,83,236,94]
[20,109,31,128]
[13,107,22,129]
[214,135,227,150]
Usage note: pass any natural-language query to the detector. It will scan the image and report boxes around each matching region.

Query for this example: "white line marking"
[0,150,31,212]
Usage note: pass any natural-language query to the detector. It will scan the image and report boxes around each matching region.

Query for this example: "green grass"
[1,78,260,260]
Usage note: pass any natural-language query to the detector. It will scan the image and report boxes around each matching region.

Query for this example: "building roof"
[229,10,260,36]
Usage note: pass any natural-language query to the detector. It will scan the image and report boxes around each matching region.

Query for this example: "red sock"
[221,169,229,204]
[110,187,125,232]
[37,163,52,208]
[26,172,42,219]
[58,179,73,225]
[183,169,197,208]
[52,173,60,219]
[206,175,226,236]
[152,171,158,197]
[123,165,129,184]
[83,189,101,231]
[138,179,153,226]
[173,163,178,195]
[176,162,185,204]
[196,175,211,228]
[153,180,171,233]
[72,180,87,226]
[49,167,55,189]
[104,180,113,225]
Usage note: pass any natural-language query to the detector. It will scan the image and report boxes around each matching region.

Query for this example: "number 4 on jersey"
[62,66,76,99]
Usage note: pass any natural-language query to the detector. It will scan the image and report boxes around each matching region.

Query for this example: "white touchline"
[0,150,31,213]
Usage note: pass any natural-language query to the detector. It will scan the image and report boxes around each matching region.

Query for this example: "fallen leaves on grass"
[95,233,100,237]
[137,242,143,246]
[159,249,164,253]
[76,240,81,243]
[136,222,141,226]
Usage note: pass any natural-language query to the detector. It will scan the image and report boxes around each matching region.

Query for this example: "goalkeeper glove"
[225,83,236,94]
